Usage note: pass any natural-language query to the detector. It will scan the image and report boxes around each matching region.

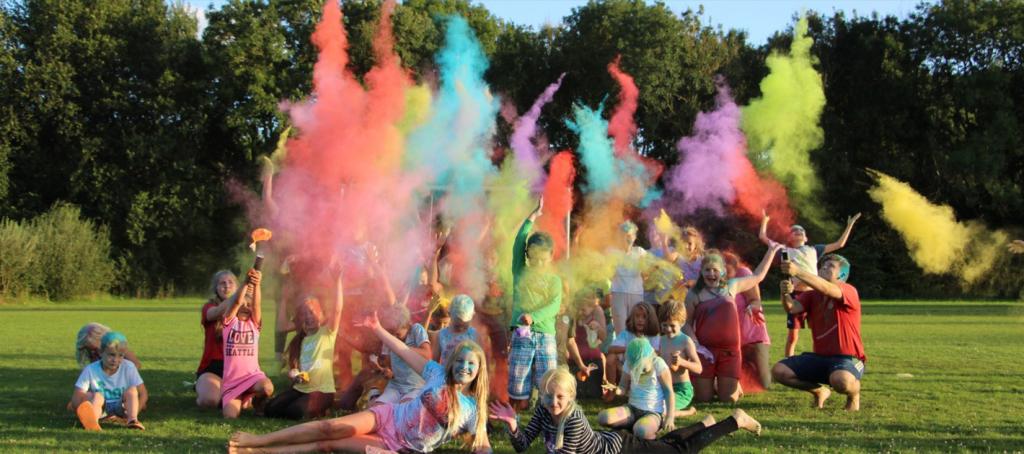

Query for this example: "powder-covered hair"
[540,367,578,449]
[442,340,489,451]
[821,253,851,282]
[526,231,554,255]
[380,303,412,334]
[100,331,128,352]
[76,322,111,367]
[625,337,656,378]
[658,299,687,325]
[625,303,660,337]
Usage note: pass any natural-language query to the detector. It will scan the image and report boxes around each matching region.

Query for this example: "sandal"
[126,419,146,431]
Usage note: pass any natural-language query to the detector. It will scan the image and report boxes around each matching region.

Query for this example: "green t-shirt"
[510,219,562,335]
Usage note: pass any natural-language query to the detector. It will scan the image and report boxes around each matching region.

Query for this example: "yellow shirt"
[295,326,337,394]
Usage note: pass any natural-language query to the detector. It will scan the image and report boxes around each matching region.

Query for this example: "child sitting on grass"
[377,304,432,404]
[431,294,479,363]
[72,331,145,431]
[264,271,342,420]
[599,338,675,439]
[657,300,701,417]
[221,268,274,418]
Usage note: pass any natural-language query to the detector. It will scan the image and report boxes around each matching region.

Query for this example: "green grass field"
[1,297,1022,453]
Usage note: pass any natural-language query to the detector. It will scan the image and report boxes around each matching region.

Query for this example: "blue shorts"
[780,353,865,384]
[508,331,557,400]
[786,312,807,329]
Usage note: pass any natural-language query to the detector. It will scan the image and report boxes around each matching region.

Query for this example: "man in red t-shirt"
[772,254,865,411]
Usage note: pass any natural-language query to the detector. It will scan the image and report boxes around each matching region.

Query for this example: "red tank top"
[693,291,741,351]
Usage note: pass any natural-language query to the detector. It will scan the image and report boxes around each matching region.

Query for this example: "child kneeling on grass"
[72,331,145,431]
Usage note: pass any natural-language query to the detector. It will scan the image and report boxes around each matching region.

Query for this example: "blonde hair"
[681,226,705,261]
[75,323,110,367]
[209,270,237,299]
[443,340,489,451]
[540,368,578,449]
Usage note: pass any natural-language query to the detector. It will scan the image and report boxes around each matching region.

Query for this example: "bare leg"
[693,377,715,403]
[229,435,386,454]
[782,329,798,358]
[252,378,275,415]
[829,370,861,411]
[230,409,375,448]
[772,363,830,409]
[196,373,222,408]
[632,414,661,440]
[124,386,140,422]
[72,391,104,431]
[752,343,772,389]
[717,377,741,403]
[597,406,634,429]
[223,398,243,419]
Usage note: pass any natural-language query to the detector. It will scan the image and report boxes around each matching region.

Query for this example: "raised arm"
[727,243,783,296]
[758,210,775,246]
[822,213,861,254]
[784,260,843,299]
[512,198,543,277]
[251,270,263,326]
[222,269,260,321]
[364,312,429,375]
[329,271,343,332]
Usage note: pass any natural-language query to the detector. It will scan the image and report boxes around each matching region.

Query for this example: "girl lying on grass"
[490,367,762,454]
[71,331,145,431]
[228,309,491,453]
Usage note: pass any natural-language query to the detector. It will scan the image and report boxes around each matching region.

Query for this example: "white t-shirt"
[626,356,669,413]
[74,360,143,409]
[611,246,647,294]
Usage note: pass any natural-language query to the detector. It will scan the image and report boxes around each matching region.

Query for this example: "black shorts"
[786,312,807,329]
[780,353,865,384]
[196,360,224,379]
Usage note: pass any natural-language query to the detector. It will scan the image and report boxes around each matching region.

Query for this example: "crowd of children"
[69,200,874,454]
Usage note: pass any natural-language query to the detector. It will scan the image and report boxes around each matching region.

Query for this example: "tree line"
[0,0,1020,298]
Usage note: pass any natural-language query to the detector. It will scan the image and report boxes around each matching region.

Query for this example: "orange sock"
[76,401,101,431]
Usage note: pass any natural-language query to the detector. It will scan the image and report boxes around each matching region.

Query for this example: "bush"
[0,204,116,300]
[32,204,117,299]
[0,219,40,298]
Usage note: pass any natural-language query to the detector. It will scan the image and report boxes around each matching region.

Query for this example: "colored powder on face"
[566,102,618,195]
[537,151,576,258]
[867,170,1008,284]
[607,57,638,157]
[741,17,832,233]
[510,73,565,192]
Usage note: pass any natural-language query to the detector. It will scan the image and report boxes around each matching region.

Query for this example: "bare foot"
[675,406,698,418]
[229,432,257,448]
[811,387,831,409]
[732,409,761,436]
[700,414,716,427]
[845,393,860,412]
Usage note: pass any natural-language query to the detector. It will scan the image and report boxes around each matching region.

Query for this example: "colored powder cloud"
[741,17,831,232]
[538,151,576,259]
[510,73,565,192]
[607,57,638,157]
[566,102,618,195]
[486,155,532,298]
[868,170,1008,284]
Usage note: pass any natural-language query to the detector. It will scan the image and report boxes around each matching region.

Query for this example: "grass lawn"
[0,297,1022,453]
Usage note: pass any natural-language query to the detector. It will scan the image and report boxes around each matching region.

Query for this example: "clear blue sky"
[184,0,926,45]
